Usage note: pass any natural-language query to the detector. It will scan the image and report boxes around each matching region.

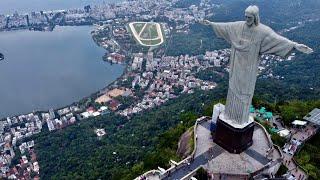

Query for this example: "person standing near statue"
[200,5,313,153]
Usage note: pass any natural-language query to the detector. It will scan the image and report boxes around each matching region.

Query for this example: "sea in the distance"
[0,26,124,118]
[0,0,120,14]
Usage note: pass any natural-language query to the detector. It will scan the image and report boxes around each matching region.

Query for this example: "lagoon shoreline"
[0,25,125,119]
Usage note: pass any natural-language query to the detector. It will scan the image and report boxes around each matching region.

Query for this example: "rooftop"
[303,108,320,126]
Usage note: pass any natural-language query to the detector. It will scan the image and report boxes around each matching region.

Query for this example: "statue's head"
[245,5,260,27]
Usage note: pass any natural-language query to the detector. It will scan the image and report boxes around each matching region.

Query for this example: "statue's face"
[245,13,255,26]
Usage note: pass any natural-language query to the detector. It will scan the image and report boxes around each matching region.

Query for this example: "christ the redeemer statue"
[200,5,313,153]
[201,5,313,126]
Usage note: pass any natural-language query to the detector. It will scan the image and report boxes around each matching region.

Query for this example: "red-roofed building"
[108,99,120,111]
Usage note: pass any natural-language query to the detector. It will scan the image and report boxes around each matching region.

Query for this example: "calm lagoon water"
[0,26,124,118]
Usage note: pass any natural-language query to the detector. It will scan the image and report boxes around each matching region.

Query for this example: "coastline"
[0,25,127,120]
[0,0,125,33]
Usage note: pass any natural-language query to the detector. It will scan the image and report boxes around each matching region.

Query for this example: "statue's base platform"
[215,114,254,154]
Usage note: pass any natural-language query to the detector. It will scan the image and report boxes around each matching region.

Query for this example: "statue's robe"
[211,21,295,125]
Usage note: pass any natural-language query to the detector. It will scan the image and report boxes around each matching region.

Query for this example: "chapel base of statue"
[215,113,254,154]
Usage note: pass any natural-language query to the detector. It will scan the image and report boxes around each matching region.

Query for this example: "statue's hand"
[295,43,313,54]
[199,19,211,26]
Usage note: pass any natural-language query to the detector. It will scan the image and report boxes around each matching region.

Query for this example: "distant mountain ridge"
[210,0,320,30]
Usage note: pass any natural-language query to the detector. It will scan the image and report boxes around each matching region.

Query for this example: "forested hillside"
[34,88,227,179]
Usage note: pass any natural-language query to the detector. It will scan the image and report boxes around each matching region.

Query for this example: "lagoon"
[0,26,124,118]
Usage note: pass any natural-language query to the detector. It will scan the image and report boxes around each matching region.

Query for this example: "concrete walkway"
[138,116,283,180]
[205,126,273,175]
[163,118,276,179]
[163,120,217,180]
[194,120,215,157]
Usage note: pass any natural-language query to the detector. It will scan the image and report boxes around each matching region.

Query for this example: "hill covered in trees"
[295,133,320,180]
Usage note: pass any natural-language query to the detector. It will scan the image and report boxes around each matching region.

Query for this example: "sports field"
[129,22,164,47]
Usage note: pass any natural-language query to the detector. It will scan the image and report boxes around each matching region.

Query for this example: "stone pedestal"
[214,113,254,154]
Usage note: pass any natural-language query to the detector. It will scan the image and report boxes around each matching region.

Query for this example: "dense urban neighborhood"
[0,0,209,32]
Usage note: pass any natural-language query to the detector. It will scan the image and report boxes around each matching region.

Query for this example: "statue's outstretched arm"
[199,19,212,26]
[293,43,313,54]
[260,29,314,58]
[199,19,236,43]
